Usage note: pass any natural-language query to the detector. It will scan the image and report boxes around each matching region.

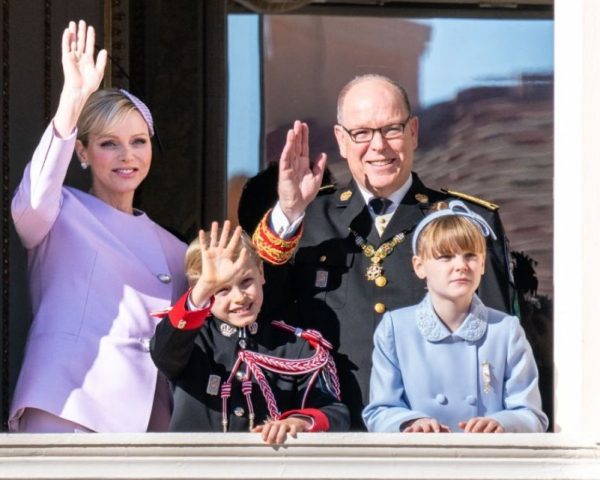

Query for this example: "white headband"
[411,200,497,255]
[119,89,155,137]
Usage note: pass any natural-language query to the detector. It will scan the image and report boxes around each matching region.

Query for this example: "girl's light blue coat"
[363,294,548,433]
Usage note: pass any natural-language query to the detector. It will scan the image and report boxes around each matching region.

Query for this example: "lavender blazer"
[9,123,188,432]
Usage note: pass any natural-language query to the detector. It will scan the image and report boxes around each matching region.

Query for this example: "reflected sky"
[418,18,553,107]
[227,15,554,177]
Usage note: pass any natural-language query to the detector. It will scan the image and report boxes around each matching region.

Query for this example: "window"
[227,10,554,424]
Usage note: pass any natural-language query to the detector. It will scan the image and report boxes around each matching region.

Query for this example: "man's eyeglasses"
[339,117,412,144]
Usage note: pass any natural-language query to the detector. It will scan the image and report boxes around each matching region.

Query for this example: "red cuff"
[280,408,330,432]
[167,289,212,330]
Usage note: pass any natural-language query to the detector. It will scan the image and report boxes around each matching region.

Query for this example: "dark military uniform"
[258,172,514,430]
[150,315,350,432]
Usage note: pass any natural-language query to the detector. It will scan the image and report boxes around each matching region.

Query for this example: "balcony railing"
[1,433,599,479]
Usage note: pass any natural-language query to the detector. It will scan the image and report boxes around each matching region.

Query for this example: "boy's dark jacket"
[150,304,350,432]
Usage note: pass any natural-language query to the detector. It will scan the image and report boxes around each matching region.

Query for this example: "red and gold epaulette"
[252,208,303,265]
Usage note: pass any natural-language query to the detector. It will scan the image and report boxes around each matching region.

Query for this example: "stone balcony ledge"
[1,433,599,479]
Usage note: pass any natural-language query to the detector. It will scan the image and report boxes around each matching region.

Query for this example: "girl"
[362,201,548,433]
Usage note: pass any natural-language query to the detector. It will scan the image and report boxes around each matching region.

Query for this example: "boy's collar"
[215,318,259,338]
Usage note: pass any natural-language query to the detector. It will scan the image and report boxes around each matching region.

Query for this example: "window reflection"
[227,13,554,424]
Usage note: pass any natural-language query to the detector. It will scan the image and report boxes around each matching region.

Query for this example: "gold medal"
[366,264,383,281]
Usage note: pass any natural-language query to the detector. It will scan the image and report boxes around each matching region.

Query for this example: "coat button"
[235,371,245,381]
[374,302,386,314]
[435,393,447,404]
[139,338,151,352]
[466,395,477,406]
[319,255,327,263]
[157,273,172,284]
[234,407,245,417]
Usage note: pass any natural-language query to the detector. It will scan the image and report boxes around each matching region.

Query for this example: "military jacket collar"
[212,317,260,339]
[335,173,435,245]
[415,293,488,342]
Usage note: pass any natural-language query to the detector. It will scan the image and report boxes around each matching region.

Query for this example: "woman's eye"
[215,288,230,296]
[133,138,147,145]
[99,141,116,148]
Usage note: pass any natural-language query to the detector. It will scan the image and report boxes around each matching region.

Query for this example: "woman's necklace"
[349,228,411,287]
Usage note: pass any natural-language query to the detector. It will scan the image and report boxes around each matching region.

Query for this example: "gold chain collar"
[349,228,411,286]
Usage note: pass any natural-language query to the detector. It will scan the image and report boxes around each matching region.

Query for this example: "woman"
[9,20,187,432]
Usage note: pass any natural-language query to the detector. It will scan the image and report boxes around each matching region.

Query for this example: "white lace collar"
[415,294,488,342]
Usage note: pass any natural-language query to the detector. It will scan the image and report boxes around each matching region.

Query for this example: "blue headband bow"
[411,200,497,255]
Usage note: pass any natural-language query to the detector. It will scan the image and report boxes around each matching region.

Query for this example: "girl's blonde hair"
[184,229,261,286]
[415,215,486,260]
[76,89,149,146]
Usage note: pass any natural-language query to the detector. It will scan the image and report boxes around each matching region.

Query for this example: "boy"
[363,201,548,433]
[151,221,349,443]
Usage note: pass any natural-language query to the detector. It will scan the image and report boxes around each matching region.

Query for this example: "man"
[248,74,514,430]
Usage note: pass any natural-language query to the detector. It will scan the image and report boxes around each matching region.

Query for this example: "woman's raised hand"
[62,20,107,99]
[54,20,107,138]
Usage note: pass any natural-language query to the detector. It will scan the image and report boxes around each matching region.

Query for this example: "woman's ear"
[412,255,427,280]
[75,140,87,162]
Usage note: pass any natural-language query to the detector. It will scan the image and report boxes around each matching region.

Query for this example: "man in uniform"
[248,74,514,430]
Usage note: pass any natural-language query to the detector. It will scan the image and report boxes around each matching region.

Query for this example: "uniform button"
[234,407,245,417]
[374,302,386,314]
[435,393,447,404]
[238,338,247,349]
[157,273,172,284]
[466,395,477,406]
[319,255,327,263]
[375,275,387,287]
[235,371,245,381]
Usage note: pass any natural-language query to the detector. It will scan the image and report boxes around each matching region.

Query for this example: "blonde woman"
[9,20,187,432]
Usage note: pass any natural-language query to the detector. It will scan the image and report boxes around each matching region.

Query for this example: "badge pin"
[219,323,236,337]
[206,374,221,396]
[415,193,429,204]
[248,322,259,335]
[482,361,492,394]
[315,270,329,288]
[340,190,353,201]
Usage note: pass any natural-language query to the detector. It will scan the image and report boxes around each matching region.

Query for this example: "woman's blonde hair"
[415,215,486,260]
[184,229,261,286]
[76,89,149,146]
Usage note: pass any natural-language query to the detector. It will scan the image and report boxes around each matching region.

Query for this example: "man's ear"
[408,115,419,150]
[333,124,348,159]
[412,255,427,280]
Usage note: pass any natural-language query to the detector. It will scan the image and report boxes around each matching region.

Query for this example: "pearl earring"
[80,162,88,170]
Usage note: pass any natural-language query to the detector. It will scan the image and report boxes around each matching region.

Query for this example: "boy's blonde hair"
[184,229,261,286]
[415,215,486,260]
